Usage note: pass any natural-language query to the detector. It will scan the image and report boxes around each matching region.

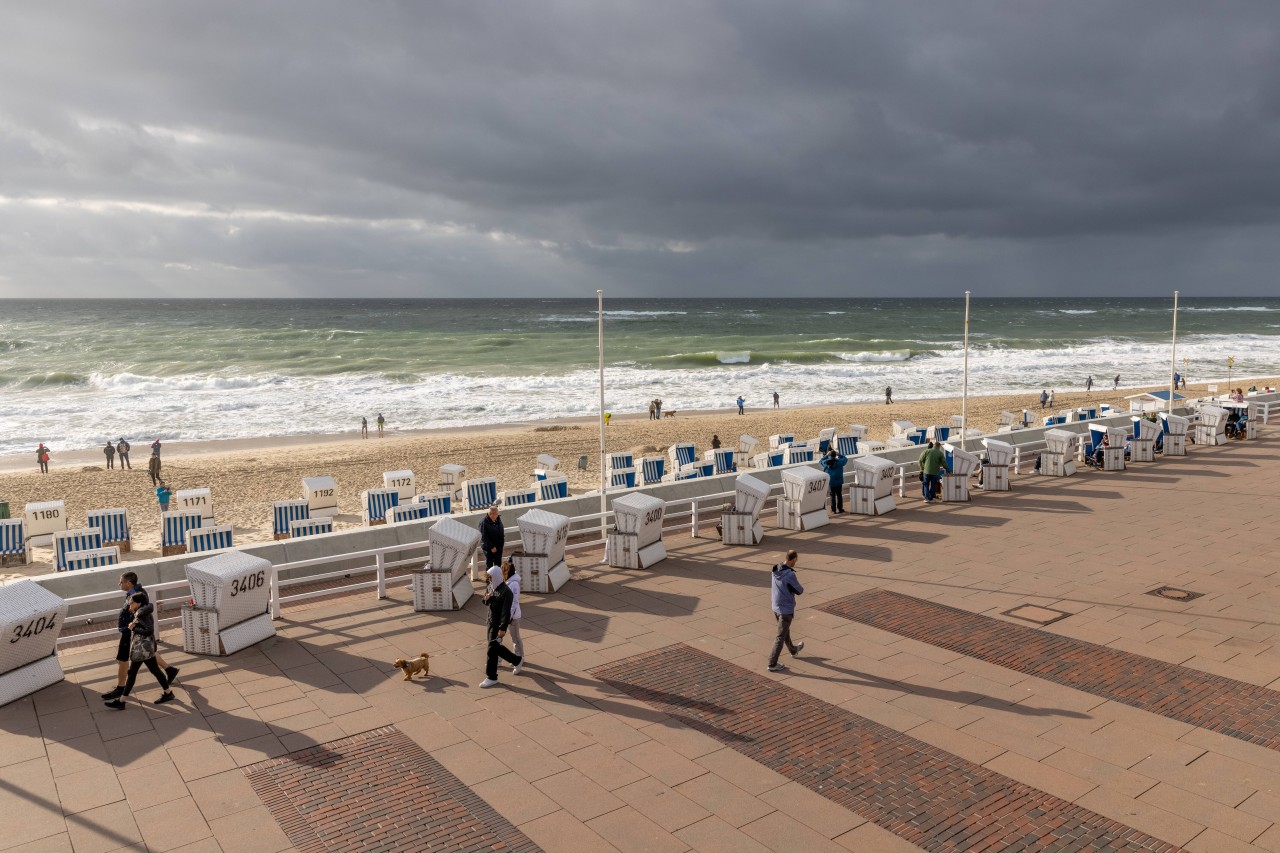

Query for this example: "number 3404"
[10,615,57,644]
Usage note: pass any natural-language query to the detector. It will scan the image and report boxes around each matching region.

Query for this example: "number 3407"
[10,615,57,644]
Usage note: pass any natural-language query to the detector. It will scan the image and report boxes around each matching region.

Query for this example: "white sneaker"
[513,662,524,675]
[479,678,499,688]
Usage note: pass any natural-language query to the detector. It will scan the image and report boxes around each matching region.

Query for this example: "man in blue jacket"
[820,448,847,513]
[768,550,805,672]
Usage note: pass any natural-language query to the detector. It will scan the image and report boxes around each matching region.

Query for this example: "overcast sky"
[2,2,1278,298]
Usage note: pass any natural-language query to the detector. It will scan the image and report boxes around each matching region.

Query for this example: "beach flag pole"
[961,290,971,450]
[597,290,607,550]
[1168,290,1179,413]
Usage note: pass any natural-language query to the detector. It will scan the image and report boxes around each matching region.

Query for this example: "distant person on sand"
[884,386,893,405]
[103,440,116,470]
[151,439,161,457]
[156,481,172,513]
[1085,375,1094,392]
[736,396,745,415]
[604,412,611,426]
[648,400,656,420]
[148,451,162,486]
[117,438,131,469]
[1114,375,1121,390]
[655,399,662,418]
[711,434,721,449]
[773,391,780,408]
[361,417,368,438]
[36,443,49,474]
[1047,389,1055,407]
[1039,390,1048,409]
[376,413,385,436]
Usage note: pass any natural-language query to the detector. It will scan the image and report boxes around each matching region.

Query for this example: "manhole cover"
[1000,604,1072,626]
[1146,586,1204,602]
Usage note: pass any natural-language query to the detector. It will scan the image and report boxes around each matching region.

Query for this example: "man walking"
[768,551,805,672]
[479,565,523,687]
[1085,375,1094,392]
[376,413,385,436]
[918,439,950,503]
[102,571,178,701]
[1114,374,1121,390]
[479,503,504,569]
[117,438,131,469]
[820,448,847,514]
[884,386,893,405]
[104,440,116,470]
[736,396,746,415]
[148,450,162,486]
[1039,389,1048,410]
[773,391,780,408]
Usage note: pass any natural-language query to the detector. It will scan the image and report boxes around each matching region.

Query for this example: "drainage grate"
[1001,603,1072,626]
[1146,586,1204,602]
[244,726,542,853]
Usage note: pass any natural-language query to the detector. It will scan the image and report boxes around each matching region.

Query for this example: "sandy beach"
[1,378,1273,577]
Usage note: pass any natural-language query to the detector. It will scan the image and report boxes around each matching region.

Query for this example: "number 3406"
[231,571,266,596]
[10,615,57,644]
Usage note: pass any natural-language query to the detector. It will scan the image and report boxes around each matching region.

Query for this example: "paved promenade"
[1,432,1277,852]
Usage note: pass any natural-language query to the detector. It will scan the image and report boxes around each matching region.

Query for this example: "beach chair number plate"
[230,571,267,596]
[10,614,58,644]
[182,496,207,507]
[31,509,61,521]
[313,489,334,497]
[389,478,411,487]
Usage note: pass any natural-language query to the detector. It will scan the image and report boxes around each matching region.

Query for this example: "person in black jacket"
[479,504,504,569]
[479,565,523,688]
[103,572,178,700]
[104,591,175,709]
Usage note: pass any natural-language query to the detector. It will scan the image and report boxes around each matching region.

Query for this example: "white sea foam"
[836,350,912,363]
[716,351,751,364]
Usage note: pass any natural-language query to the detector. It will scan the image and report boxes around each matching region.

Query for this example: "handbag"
[129,632,157,662]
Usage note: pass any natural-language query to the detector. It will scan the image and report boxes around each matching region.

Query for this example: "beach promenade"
[1,431,1276,851]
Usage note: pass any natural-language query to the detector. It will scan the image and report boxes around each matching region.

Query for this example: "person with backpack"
[117,438,131,469]
[768,550,805,672]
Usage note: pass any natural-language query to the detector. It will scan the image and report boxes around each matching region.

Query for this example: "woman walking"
[105,592,175,709]
[503,557,525,663]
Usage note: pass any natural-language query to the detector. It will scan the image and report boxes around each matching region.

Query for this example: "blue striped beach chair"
[536,476,569,502]
[86,508,131,553]
[768,433,795,449]
[640,457,665,486]
[673,463,701,481]
[709,449,735,475]
[388,503,433,525]
[289,517,333,538]
[462,478,498,512]
[162,511,204,555]
[0,519,30,565]
[54,528,104,572]
[501,487,538,507]
[272,500,310,539]
[186,524,234,554]
[817,428,836,454]
[412,492,453,516]
[607,452,634,471]
[785,444,814,464]
[668,443,697,468]
[692,461,714,478]
[835,434,859,457]
[361,488,400,525]
[608,468,636,489]
[63,546,121,571]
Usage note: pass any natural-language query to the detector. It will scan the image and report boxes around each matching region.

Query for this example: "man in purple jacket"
[768,550,805,672]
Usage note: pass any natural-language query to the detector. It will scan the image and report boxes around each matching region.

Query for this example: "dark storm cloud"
[2,1,1279,297]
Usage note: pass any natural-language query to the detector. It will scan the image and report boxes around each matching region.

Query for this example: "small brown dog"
[392,652,430,681]
[663,410,677,418]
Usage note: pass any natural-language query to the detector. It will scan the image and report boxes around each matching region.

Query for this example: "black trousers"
[485,631,521,679]
[828,483,843,513]
[124,657,170,695]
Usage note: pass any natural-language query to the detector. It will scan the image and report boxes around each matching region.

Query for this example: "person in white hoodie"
[502,557,525,662]
[479,564,522,688]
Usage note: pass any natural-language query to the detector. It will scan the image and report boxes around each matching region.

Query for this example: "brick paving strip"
[592,644,1182,852]
[822,588,1280,752]
[243,725,543,853]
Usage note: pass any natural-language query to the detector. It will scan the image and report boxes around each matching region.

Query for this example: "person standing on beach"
[918,440,950,503]
[773,391,780,408]
[156,481,172,513]
[736,396,745,415]
[361,417,368,438]
[1047,389,1055,408]
[479,504,504,569]
[103,440,116,470]
[151,439,161,457]
[1114,374,1121,390]
[479,564,523,688]
[767,550,804,672]
[885,386,893,405]
[117,438,131,469]
[148,451,162,486]
[376,413,385,436]
[711,434,721,450]
[655,399,662,418]
[1085,375,1094,392]
[36,443,49,474]
[1039,390,1048,409]
[820,448,847,514]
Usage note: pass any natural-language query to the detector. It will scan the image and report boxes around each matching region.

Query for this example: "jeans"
[484,549,503,569]
[120,452,130,469]
[828,483,843,513]
[124,657,170,695]
[769,613,798,667]
[921,474,941,501]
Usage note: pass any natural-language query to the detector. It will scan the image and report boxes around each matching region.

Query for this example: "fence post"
[270,565,281,619]
[691,498,699,539]
[898,465,905,498]
[376,552,386,600]
[1014,446,1021,475]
